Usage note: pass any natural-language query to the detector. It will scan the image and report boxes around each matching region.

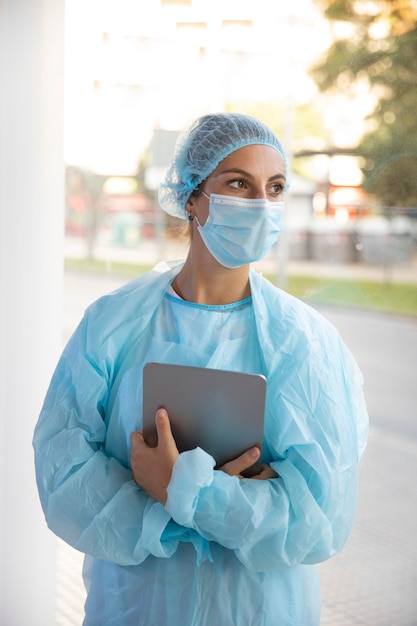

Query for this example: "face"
[186,144,286,225]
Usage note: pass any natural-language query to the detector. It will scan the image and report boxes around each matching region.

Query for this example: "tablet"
[142,362,266,477]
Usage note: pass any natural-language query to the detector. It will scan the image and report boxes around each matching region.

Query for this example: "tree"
[310,0,417,208]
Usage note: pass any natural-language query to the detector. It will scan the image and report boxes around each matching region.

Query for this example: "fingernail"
[157,408,167,419]
[250,447,259,458]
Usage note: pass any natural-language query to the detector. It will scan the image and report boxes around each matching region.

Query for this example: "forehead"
[210,144,285,179]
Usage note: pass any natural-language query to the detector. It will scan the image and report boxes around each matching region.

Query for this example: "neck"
[173,244,251,305]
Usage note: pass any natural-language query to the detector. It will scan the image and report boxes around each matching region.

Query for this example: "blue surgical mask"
[195,192,284,268]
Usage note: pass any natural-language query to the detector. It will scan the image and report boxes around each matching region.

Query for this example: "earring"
[188,214,194,221]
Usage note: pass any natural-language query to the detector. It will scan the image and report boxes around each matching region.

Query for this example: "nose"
[253,187,267,200]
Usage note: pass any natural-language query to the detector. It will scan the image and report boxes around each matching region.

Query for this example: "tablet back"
[142,362,266,477]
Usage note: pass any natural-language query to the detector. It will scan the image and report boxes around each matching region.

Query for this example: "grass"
[65,257,417,318]
[65,257,152,278]
[268,274,417,318]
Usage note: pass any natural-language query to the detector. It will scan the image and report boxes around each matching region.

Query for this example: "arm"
[131,411,345,572]
[131,409,277,505]
[132,352,368,572]
[33,320,201,566]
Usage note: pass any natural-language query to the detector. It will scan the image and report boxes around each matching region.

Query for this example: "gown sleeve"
[165,316,369,572]
[33,312,204,566]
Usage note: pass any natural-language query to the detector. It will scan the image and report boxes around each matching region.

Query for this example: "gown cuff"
[165,447,215,527]
[138,500,177,558]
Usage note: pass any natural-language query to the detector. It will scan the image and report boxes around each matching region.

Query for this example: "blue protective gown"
[33,261,368,626]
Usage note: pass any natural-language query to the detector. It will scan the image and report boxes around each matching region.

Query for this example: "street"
[56,271,417,625]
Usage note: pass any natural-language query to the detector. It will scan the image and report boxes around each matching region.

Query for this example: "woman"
[33,113,368,625]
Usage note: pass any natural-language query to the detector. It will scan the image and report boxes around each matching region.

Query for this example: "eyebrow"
[217,167,286,184]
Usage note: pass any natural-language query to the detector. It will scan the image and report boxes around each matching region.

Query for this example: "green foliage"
[310,0,417,207]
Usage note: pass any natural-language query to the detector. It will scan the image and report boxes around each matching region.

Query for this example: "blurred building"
[65,0,331,176]
[64,1,409,266]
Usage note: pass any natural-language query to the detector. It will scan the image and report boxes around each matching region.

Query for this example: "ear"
[185,192,197,217]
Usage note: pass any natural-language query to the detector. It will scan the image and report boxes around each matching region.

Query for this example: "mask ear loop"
[188,188,209,225]
[186,191,197,221]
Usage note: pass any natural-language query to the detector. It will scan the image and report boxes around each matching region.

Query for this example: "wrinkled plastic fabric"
[158,112,288,219]
[33,261,368,626]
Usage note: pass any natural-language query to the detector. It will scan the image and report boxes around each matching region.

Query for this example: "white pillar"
[0,1,65,624]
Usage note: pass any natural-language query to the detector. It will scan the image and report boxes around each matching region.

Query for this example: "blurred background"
[1,0,416,624]
[63,0,417,294]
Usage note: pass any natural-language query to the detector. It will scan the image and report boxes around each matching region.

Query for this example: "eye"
[228,178,246,190]
[270,183,284,196]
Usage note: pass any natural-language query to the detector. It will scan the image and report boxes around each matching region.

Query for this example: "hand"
[130,408,179,505]
[219,448,278,480]
[250,464,279,480]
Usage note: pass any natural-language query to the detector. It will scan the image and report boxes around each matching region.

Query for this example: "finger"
[251,465,279,480]
[221,447,260,476]
[155,408,174,448]
[258,463,278,478]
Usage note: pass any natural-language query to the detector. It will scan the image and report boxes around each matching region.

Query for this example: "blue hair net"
[158,112,288,220]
